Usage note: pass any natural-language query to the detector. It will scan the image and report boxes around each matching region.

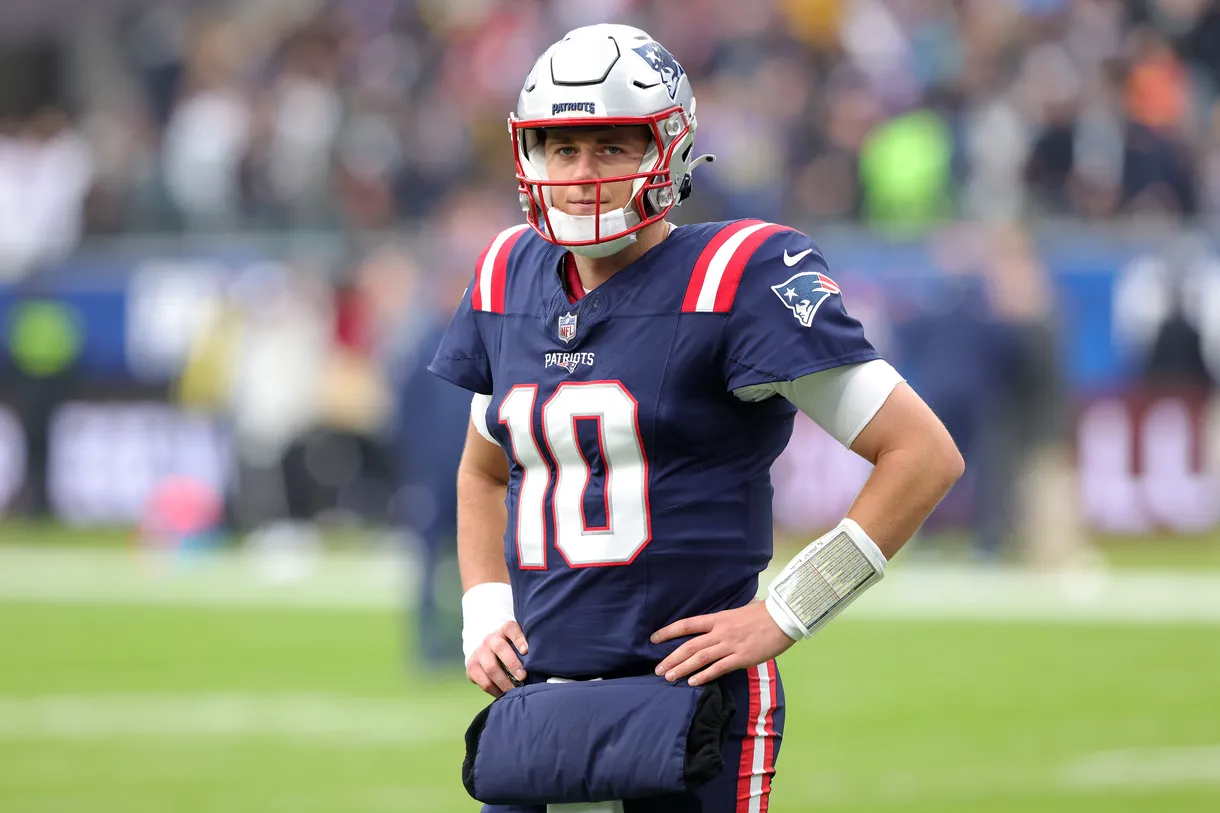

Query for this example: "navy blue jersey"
[429,219,880,678]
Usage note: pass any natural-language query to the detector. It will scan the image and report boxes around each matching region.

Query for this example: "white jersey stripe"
[747,661,773,812]
[694,222,773,312]
[476,225,529,312]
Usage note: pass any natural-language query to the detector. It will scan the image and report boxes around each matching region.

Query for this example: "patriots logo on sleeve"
[770,271,841,328]
[632,42,685,100]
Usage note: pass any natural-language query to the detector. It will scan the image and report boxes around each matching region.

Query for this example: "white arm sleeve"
[470,392,496,444]
[733,359,904,448]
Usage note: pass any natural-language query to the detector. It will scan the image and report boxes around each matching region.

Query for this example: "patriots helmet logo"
[558,312,578,342]
[771,271,841,328]
[632,42,686,100]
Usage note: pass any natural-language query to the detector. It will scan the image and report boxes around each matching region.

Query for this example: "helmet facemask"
[512,107,692,258]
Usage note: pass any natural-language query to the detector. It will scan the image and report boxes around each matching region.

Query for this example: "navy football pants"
[481,659,784,813]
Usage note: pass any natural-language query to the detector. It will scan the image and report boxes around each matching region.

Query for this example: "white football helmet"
[510,24,715,258]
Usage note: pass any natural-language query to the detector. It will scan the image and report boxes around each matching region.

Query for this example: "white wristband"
[765,519,887,642]
[461,582,516,666]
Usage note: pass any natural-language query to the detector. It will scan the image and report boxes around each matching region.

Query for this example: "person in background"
[390,269,473,668]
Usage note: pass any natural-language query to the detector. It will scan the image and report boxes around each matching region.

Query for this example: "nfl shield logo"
[558,312,578,343]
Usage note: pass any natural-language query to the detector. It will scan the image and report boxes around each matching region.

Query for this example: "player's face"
[542,126,652,216]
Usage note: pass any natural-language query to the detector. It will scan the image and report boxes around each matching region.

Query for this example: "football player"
[429,23,964,813]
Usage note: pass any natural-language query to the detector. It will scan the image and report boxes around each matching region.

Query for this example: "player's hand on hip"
[651,601,796,687]
[467,621,529,698]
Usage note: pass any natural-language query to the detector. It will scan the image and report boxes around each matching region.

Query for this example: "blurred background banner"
[1,3,1219,811]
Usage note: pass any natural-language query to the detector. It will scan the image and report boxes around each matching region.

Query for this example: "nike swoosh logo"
[783,248,813,267]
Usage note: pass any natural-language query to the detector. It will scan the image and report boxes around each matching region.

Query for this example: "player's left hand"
[651,600,797,686]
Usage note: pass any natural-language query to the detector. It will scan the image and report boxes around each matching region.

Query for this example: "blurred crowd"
[6,0,1220,630]
[3,0,1220,281]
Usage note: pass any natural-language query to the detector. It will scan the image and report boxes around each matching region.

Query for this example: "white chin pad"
[546,206,639,258]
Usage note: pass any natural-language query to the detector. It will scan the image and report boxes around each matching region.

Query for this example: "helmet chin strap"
[546,205,640,258]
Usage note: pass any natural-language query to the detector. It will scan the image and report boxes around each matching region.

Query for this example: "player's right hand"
[467,620,529,698]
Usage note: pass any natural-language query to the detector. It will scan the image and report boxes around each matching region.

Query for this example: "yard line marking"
[1061,745,1220,789]
[4,546,1220,623]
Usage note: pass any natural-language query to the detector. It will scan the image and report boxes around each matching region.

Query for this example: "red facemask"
[510,107,691,250]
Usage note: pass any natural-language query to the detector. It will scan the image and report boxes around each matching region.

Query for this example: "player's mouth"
[567,199,611,215]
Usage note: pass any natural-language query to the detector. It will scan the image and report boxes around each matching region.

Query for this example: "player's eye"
[554,145,577,157]
[601,145,625,156]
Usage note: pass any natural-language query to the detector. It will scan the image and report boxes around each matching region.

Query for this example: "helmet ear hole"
[681,144,692,163]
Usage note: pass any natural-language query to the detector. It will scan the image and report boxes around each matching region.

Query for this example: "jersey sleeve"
[426,278,494,395]
[722,230,881,391]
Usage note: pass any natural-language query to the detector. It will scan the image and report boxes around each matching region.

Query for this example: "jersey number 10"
[498,381,651,568]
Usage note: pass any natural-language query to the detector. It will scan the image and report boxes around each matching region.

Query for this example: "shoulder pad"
[680,220,795,313]
[472,224,531,313]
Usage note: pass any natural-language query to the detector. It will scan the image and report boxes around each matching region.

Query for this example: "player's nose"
[569,150,603,182]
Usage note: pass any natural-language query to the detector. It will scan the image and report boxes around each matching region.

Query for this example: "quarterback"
[429,23,964,813]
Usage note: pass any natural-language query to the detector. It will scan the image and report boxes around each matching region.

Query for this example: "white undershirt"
[733,359,904,448]
[471,392,495,442]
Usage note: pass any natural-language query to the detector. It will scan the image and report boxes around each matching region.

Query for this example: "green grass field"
[1,591,1219,811]
[1,531,1219,812]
